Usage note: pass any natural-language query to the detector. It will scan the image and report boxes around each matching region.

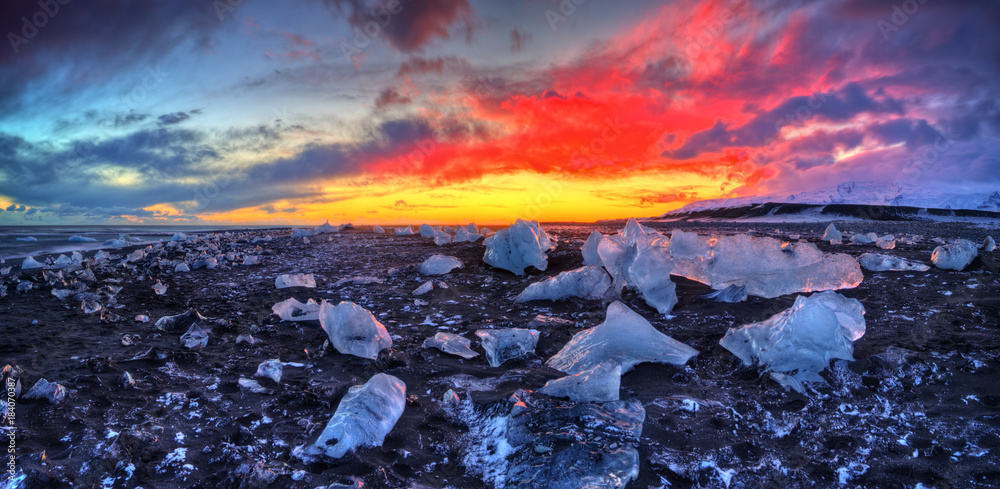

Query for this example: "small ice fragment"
[413,281,434,296]
[859,253,930,272]
[275,273,316,289]
[238,378,274,395]
[180,323,209,350]
[423,332,479,359]
[876,235,896,250]
[174,262,191,273]
[419,254,463,275]
[15,236,37,242]
[373,225,385,234]
[984,235,996,252]
[155,308,208,332]
[255,359,283,383]
[475,328,539,367]
[272,297,320,321]
[395,226,417,236]
[152,281,167,296]
[242,255,260,266]
[822,223,842,243]
[135,314,150,323]
[701,284,748,303]
[296,373,406,460]
[23,378,66,403]
[21,256,45,270]
[69,235,96,242]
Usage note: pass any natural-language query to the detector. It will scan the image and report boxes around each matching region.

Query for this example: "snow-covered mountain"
[669,182,1000,214]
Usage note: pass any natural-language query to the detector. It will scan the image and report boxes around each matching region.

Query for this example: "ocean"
[0,225,283,260]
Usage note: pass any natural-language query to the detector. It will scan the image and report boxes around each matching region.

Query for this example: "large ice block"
[668,229,863,299]
[318,301,393,360]
[475,328,539,367]
[931,240,977,270]
[482,219,555,275]
[546,301,697,375]
[297,373,406,460]
[719,290,866,393]
[515,266,611,303]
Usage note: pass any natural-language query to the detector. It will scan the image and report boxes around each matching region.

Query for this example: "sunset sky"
[1,0,998,225]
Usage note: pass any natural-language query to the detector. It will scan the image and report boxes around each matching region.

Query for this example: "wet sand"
[2,222,998,488]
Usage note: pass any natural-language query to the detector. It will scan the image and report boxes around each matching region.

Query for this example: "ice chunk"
[152,281,167,295]
[69,235,96,242]
[290,227,319,238]
[15,236,37,242]
[395,226,416,236]
[423,332,479,359]
[432,229,453,246]
[482,219,554,276]
[316,221,338,233]
[333,276,383,287]
[546,301,697,375]
[23,378,66,404]
[413,281,434,296]
[668,229,863,299]
[373,225,385,234]
[876,235,896,250]
[822,223,842,243]
[454,227,483,243]
[701,284,748,302]
[155,308,208,332]
[931,240,978,270]
[419,254,463,275]
[495,391,644,489]
[858,253,930,272]
[515,266,611,303]
[275,273,316,289]
[104,238,127,248]
[419,224,438,238]
[318,301,393,360]
[255,359,283,383]
[581,230,604,267]
[21,256,45,270]
[180,323,209,350]
[238,378,274,395]
[174,262,191,273]
[475,328,539,367]
[622,217,659,245]
[272,297,320,321]
[297,373,406,460]
[52,255,73,268]
[719,291,865,393]
[171,232,187,241]
[849,233,877,244]
[242,255,260,265]
[539,360,621,403]
[985,236,996,252]
[626,237,678,314]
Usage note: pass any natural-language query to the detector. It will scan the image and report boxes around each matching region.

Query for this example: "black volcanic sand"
[2,221,999,488]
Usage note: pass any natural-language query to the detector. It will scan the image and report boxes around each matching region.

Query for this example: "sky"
[0,0,998,225]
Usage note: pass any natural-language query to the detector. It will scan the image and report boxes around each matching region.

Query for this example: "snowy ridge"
[668,182,1000,215]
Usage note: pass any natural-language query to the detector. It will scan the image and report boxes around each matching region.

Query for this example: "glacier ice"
[52,255,73,268]
[238,377,273,395]
[454,227,483,243]
[432,230,453,246]
[597,233,679,314]
[515,266,611,303]
[373,225,385,234]
[254,359,282,383]
[395,226,416,236]
[858,253,930,272]
[180,323,209,350]
[15,236,37,242]
[622,217,660,245]
[413,280,434,296]
[23,378,66,404]
[719,290,866,393]
[272,297,321,321]
[581,230,604,267]
[290,227,319,238]
[985,236,996,252]
[482,219,554,276]
[419,254,463,275]
[21,256,45,270]
[668,229,863,299]
[822,223,843,243]
[297,373,406,460]
[423,332,480,359]
[155,308,208,332]
[539,360,621,403]
[546,301,697,375]
[475,328,539,367]
[316,221,338,234]
[170,232,187,241]
[275,273,316,289]
[174,262,191,273]
[850,232,877,244]
[931,240,978,270]
[318,301,393,360]
[701,284,748,302]
[876,235,896,250]
[68,235,96,242]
